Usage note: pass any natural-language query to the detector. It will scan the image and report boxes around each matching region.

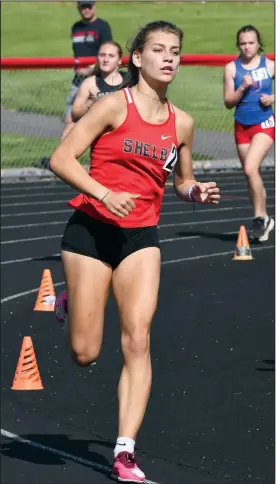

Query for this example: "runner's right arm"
[223,62,252,109]
[50,91,140,218]
[71,78,96,122]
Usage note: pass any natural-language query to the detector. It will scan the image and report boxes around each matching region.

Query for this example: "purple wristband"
[188,184,196,202]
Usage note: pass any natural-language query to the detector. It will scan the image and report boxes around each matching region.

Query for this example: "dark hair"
[91,41,123,77]
[236,25,264,53]
[123,20,183,88]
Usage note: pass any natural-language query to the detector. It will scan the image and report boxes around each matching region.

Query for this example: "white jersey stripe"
[169,102,175,113]
[124,87,133,104]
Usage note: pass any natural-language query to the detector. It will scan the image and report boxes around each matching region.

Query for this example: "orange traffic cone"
[233,225,253,260]
[11,336,43,390]
[34,269,56,311]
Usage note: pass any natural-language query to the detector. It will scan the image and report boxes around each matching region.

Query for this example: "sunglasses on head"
[80,3,93,9]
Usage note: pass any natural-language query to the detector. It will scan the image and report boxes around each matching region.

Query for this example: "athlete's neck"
[134,84,167,103]
[240,54,261,68]
[101,70,122,85]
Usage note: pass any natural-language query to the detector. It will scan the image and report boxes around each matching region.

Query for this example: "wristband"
[188,184,196,202]
[100,190,110,202]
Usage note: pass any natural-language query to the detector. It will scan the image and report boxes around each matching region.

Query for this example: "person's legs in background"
[237,132,274,241]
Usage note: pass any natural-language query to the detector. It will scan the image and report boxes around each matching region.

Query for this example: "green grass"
[2,2,274,56]
[1,2,274,167]
[1,134,60,168]
[1,133,92,168]
[1,2,273,122]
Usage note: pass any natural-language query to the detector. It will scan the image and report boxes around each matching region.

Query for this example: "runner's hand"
[191,182,220,204]
[101,191,140,218]
[241,74,253,90]
[260,94,274,107]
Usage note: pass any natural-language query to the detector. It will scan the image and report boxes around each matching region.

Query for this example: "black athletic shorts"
[61,210,160,270]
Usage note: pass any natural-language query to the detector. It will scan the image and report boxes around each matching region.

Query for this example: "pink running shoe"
[111,452,145,482]
[55,291,68,323]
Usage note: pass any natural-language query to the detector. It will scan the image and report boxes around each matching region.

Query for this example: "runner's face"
[134,31,181,85]
[98,45,121,74]
[238,31,260,59]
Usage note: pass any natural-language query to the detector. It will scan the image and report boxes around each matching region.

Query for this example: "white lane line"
[0,281,65,304]
[168,173,274,183]
[3,208,276,231]
[2,221,66,229]
[1,253,60,266]
[163,188,274,198]
[1,190,75,199]
[2,187,275,207]
[162,244,274,265]
[1,206,190,217]
[161,203,274,217]
[1,184,64,192]
[2,230,234,247]
[1,183,64,192]
[0,202,185,214]
[3,202,273,221]
[160,231,237,244]
[5,201,273,243]
[1,209,71,218]
[221,187,274,194]
[0,429,161,484]
[2,245,274,301]
[1,172,273,192]
[1,178,274,197]
[211,179,274,186]
[160,215,276,229]
[163,187,275,198]
[1,231,239,264]
[3,213,274,230]
[163,196,274,206]
[1,216,241,230]
[160,216,252,229]
[164,180,274,190]
[1,235,61,245]
[1,200,69,207]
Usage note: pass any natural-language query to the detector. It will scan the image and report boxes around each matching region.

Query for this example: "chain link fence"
[1,64,274,169]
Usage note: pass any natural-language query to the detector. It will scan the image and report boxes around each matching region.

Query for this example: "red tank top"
[68,87,178,228]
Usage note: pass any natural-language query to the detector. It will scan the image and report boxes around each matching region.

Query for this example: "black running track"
[1,171,275,484]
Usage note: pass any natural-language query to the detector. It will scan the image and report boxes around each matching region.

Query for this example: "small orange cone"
[34,269,56,311]
[11,336,43,390]
[233,225,253,260]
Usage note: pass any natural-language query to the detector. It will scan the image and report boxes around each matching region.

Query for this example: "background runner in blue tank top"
[224,25,275,242]
[234,55,274,125]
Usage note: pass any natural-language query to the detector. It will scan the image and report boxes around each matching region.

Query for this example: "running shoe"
[252,216,275,242]
[55,291,68,323]
[111,452,145,483]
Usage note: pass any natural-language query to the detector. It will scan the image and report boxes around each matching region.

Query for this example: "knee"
[243,164,259,179]
[122,327,150,358]
[70,339,101,367]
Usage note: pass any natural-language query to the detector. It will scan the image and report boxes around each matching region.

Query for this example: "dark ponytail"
[122,20,183,88]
